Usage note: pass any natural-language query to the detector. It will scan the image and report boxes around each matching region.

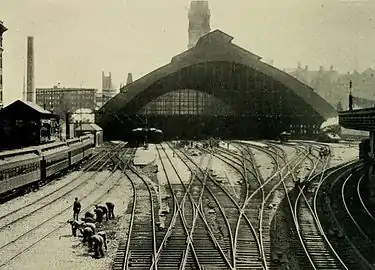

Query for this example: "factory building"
[36,85,97,119]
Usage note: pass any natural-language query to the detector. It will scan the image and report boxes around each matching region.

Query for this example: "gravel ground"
[270,189,302,270]
[156,144,191,185]
[268,143,360,270]
[133,144,157,166]
[294,157,314,182]
[1,141,359,270]
[1,170,128,269]
[0,171,97,229]
[210,155,241,199]
[273,144,298,160]
[0,171,83,218]
[219,141,240,152]
[238,140,268,147]
[328,143,358,166]
[0,171,112,249]
[250,147,275,180]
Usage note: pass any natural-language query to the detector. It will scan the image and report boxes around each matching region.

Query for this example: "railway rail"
[0,144,130,268]
[327,164,375,269]
[158,144,231,269]
[0,144,122,231]
[175,141,306,269]
[312,160,367,270]
[111,153,157,270]
[109,140,365,270]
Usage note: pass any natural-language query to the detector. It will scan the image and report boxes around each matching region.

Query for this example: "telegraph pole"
[349,80,353,111]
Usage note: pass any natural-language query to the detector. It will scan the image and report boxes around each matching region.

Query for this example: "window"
[138,89,234,116]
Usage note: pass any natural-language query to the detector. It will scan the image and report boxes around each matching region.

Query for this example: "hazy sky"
[1,0,375,105]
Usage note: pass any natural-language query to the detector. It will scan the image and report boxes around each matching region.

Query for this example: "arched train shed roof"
[99,29,336,119]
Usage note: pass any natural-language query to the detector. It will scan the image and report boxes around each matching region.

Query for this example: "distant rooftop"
[0,20,7,33]
[21,100,52,114]
[37,85,97,91]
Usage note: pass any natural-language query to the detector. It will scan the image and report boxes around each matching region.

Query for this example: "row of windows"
[71,148,83,156]
[138,89,234,116]
[37,101,95,107]
[45,153,68,167]
[0,162,39,181]
[36,96,95,101]
[289,124,319,135]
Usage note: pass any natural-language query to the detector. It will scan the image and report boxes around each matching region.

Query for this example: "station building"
[0,100,59,150]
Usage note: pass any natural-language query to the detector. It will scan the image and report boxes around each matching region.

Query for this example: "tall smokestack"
[26,36,35,103]
[126,73,133,85]
[188,1,211,49]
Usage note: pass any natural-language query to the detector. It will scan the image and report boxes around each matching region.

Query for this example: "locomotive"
[0,134,95,198]
[129,128,163,146]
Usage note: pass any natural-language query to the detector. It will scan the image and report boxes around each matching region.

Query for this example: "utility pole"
[80,81,84,133]
[145,107,148,146]
[349,80,353,111]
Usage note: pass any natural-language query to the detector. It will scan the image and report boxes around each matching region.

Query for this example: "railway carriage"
[37,142,70,178]
[0,148,41,196]
[67,138,84,165]
[80,134,95,158]
[0,135,96,198]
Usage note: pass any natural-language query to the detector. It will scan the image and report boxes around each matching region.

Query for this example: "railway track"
[175,142,305,269]
[0,145,132,268]
[314,160,368,270]
[0,143,123,228]
[328,166,375,269]
[158,144,231,269]
[357,175,375,225]
[279,144,348,270]
[207,145,266,269]
[113,165,156,270]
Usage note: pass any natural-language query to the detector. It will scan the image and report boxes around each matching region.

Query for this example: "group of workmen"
[67,198,116,259]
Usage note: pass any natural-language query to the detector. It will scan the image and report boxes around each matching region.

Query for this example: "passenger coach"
[0,134,95,198]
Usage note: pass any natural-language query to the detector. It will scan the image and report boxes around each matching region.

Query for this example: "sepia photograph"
[0,0,374,269]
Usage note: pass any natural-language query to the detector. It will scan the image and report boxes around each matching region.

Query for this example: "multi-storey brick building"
[36,85,97,119]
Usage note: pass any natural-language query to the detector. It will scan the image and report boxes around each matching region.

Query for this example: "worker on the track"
[82,222,96,233]
[67,220,82,237]
[82,227,95,250]
[81,216,95,223]
[82,211,95,223]
[73,198,81,221]
[94,207,104,223]
[84,211,95,219]
[90,234,105,258]
[106,202,115,219]
[97,231,107,250]
[95,205,108,221]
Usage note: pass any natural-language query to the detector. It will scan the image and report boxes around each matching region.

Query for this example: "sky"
[1,0,375,105]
